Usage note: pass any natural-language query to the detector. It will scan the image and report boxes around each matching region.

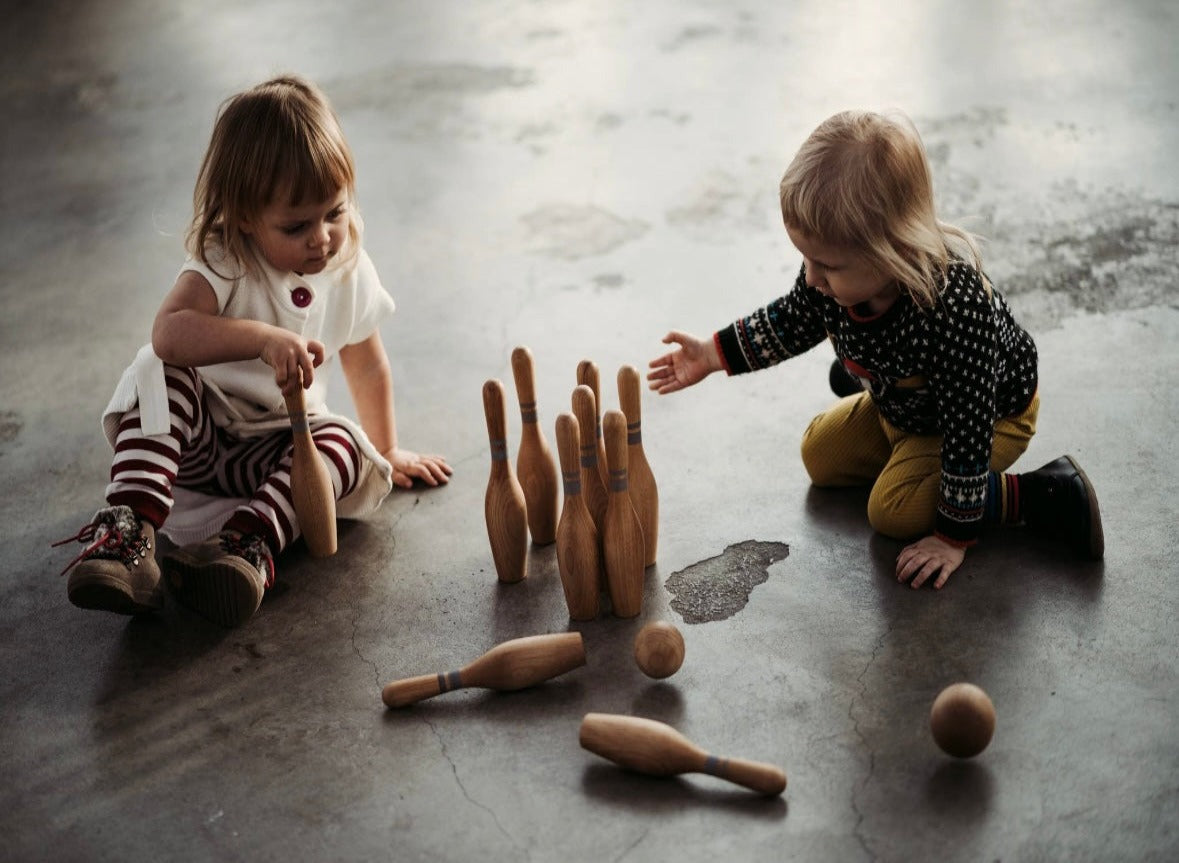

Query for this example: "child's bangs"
[781,172,866,251]
[274,141,354,207]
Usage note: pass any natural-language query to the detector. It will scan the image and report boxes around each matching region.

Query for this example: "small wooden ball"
[634,621,685,679]
[930,682,996,758]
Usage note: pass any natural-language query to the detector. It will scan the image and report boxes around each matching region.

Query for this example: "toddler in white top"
[55,76,451,627]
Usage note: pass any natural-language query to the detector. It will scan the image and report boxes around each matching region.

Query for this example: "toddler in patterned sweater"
[648,110,1102,590]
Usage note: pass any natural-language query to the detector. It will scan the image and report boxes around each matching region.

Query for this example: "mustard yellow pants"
[799,391,1039,540]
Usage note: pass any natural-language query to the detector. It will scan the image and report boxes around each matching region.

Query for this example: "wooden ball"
[930,683,995,758]
[633,621,685,679]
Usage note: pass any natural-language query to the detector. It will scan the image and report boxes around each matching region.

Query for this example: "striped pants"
[106,365,361,553]
[800,391,1039,540]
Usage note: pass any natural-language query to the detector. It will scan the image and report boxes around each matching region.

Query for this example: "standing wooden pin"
[571,385,609,538]
[617,364,658,567]
[482,379,527,583]
[283,371,337,558]
[576,360,610,489]
[510,346,558,545]
[579,713,787,796]
[554,413,601,620]
[601,410,644,618]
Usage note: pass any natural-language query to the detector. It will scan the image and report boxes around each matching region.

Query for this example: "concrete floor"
[2,1,1177,860]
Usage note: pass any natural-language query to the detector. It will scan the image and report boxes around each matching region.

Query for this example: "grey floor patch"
[665,540,790,624]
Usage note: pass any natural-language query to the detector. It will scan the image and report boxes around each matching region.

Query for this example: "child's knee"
[800,420,841,486]
[866,502,907,539]
[800,441,834,486]
[867,489,932,540]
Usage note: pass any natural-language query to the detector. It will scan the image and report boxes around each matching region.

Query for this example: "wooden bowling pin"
[283,373,337,558]
[571,385,608,538]
[510,346,559,545]
[482,379,528,583]
[554,413,601,620]
[382,632,586,707]
[601,410,644,618]
[576,360,610,489]
[579,713,787,796]
[617,365,658,567]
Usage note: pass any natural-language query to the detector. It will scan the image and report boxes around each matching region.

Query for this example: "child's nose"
[309,222,331,247]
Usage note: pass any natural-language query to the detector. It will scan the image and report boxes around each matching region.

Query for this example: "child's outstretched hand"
[385,447,452,489]
[895,535,966,590]
[647,330,723,394]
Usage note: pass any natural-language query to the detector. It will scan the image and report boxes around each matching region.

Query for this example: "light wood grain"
[482,379,528,583]
[579,713,787,796]
[511,346,558,545]
[554,412,601,620]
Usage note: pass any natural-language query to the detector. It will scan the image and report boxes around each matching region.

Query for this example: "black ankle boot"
[1019,456,1104,559]
[829,359,864,397]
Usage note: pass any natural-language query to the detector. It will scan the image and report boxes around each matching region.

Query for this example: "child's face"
[786,225,899,315]
[243,189,350,276]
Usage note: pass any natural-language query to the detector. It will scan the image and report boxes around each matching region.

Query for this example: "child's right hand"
[261,330,325,395]
[647,330,723,394]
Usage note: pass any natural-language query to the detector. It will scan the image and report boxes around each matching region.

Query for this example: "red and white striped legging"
[106,365,361,554]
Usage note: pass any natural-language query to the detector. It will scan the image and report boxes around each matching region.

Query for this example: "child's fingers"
[909,561,938,589]
[393,454,453,488]
[298,354,316,388]
[429,457,454,477]
[414,460,449,485]
[308,340,326,367]
[895,547,925,582]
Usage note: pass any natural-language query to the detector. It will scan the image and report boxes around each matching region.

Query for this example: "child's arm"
[152,270,324,395]
[647,330,724,394]
[338,332,451,488]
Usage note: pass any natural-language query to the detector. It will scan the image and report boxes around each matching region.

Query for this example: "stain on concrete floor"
[665,539,790,624]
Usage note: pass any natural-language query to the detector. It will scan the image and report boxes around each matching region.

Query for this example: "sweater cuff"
[714,324,747,375]
[934,531,977,549]
[934,511,981,548]
[712,331,734,375]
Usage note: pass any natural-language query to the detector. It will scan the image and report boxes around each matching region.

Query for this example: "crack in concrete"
[848,624,893,863]
[349,528,398,690]
[350,600,383,691]
[420,714,523,856]
[349,496,425,688]
[612,828,650,863]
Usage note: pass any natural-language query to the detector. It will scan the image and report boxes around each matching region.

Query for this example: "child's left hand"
[385,447,452,489]
[895,535,965,590]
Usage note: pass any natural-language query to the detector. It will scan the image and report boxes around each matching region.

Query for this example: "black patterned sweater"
[714,261,1038,545]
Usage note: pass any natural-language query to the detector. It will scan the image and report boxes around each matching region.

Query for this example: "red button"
[291,287,312,308]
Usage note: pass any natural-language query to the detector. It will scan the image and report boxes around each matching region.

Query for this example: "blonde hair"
[186,75,361,278]
[779,110,980,307]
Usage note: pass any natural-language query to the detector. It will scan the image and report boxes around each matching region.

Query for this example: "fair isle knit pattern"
[715,262,1038,544]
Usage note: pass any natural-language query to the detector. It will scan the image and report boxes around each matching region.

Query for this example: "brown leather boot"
[162,531,273,627]
[55,505,164,614]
